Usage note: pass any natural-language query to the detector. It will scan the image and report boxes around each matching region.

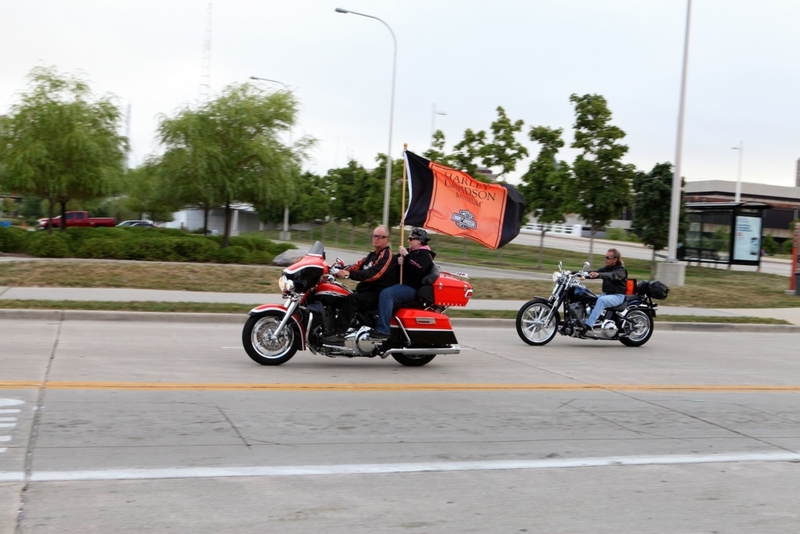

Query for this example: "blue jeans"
[376,284,417,335]
[586,293,625,327]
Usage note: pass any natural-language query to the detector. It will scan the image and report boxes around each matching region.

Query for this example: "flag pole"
[399,143,408,285]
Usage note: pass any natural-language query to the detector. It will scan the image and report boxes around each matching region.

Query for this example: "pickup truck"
[38,211,116,230]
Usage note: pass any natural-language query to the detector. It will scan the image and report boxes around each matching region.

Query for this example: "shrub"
[762,234,778,255]
[781,239,794,255]
[0,227,30,253]
[79,238,125,259]
[217,245,250,264]
[26,233,71,258]
[248,250,275,264]
[124,237,183,262]
[603,227,628,241]
[176,238,220,262]
[264,241,295,255]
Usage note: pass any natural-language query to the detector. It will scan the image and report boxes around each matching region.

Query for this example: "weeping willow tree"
[0,66,127,233]
[156,82,314,246]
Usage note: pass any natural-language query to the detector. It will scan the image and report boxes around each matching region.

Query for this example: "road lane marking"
[0,399,22,457]
[2,381,800,392]
[1,452,799,483]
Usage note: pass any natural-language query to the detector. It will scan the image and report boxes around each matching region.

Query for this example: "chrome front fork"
[268,296,300,340]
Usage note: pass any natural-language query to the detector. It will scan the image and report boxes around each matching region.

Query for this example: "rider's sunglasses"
[604,255,616,260]
[372,234,388,239]
[408,237,419,241]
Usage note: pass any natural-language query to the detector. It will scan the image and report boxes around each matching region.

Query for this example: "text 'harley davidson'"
[515,262,668,347]
[242,241,473,367]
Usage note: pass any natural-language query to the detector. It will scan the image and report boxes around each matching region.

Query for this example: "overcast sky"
[3,0,799,187]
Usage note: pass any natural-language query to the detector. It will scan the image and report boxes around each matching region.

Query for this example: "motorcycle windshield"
[307,241,325,258]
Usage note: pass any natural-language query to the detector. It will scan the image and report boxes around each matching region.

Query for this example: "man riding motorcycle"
[322,225,398,345]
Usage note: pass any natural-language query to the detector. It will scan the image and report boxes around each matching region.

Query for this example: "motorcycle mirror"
[558,261,563,272]
[583,262,591,272]
[334,257,345,267]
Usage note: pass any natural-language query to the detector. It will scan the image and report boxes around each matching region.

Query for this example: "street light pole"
[250,75,292,240]
[667,0,692,264]
[431,103,446,143]
[335,7,397,229]
[732,141,743,202]
[660,0,692,288]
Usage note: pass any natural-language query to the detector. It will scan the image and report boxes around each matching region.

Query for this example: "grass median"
[0,252,797,324]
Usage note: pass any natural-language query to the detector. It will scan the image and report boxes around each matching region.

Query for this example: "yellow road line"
[1,381,800,392]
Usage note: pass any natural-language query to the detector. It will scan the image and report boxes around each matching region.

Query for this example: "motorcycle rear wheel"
[392,354,436,367]
[242,311,299,365]
[516,298,559,346]
[619,309,653,347]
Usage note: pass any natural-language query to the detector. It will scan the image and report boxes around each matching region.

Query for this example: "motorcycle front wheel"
[619,309,654,347]
[242,311,300,365]
[516,298,559,346]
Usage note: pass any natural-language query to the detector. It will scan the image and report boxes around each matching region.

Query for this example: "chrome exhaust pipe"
[384,345,461,356]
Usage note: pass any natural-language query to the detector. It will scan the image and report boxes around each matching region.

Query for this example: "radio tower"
[199,2,212,100]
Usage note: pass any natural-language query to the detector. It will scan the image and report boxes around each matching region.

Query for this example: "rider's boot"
[321,331,345,345]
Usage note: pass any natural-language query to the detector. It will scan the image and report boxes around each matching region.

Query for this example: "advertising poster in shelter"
[732,216,762,262]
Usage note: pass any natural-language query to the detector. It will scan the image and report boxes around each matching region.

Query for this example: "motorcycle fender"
[394,309,458,345]
[247,304,307,350]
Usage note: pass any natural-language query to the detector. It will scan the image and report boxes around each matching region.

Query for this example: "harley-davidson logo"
[451,210,477,230]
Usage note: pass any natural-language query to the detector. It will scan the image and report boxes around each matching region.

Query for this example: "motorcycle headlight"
[552,271,561,283]
[278,275,294,294]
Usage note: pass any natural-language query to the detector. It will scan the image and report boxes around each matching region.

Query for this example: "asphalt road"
[2,316,799,533]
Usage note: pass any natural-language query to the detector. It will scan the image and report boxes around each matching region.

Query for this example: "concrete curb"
[1,309,798,333]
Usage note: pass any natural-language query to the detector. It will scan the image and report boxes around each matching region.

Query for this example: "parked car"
[38,211,116,230]
[116,220,156,228]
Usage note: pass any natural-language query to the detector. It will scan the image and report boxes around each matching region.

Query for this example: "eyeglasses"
[372,235,388,239]
[604,256,616,260]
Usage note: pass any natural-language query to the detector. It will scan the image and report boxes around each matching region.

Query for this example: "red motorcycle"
[242,241,472,367]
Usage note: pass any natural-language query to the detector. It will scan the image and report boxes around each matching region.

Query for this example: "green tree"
[329,160,371,227]
[423,130,451,165]
[480,106,529,181]
[0,67,127,233]
[123,159,180,223]
[450,128,487,178]
[569,93,634,263]
[519,126,574,268]
[631,163,689,277]
[156,82,312,246]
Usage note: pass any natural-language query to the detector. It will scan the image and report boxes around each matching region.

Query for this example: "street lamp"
[249,76,288,89]
[431,103,446,142]
[335,7,397,228]
[732,141,743,203]
[667,0,691,262]
[666,0,692,281]
[250,75,292,240]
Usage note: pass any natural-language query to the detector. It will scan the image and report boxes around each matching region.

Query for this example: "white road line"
[0,418,17,422]
[0,436,10,442]
[0,399,24,407]
[0,424,15,428]
[0,409,20,413]
[0,452,797,483]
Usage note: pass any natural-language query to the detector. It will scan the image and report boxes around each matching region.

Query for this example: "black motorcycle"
[516,262,667,347]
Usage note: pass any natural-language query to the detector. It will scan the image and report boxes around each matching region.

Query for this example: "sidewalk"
[2,286,799,325]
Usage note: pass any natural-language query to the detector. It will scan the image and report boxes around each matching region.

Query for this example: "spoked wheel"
[392,354,436,367]
[516,298,559,346]
[619,309,654,347]
[242,311,299,365]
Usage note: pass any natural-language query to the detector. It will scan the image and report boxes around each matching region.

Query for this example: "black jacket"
[398,246,436,289]
[347,246,398,293]
[594,263,628,294]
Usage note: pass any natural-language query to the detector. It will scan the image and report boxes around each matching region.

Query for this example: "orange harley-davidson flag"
[403,151,525,249]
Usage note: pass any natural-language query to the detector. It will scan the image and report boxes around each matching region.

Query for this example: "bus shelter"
[678,202,771,267]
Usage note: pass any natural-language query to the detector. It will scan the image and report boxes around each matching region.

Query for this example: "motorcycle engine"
[569,303,585,321]
[345,326,383,356]
[597,319,619,339]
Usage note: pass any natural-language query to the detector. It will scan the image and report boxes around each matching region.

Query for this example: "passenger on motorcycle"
[322,225,398,344]
[373,227,436,339]
[584,248,628,330]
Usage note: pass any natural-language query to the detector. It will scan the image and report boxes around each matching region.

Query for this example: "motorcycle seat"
[607,294,642,312]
